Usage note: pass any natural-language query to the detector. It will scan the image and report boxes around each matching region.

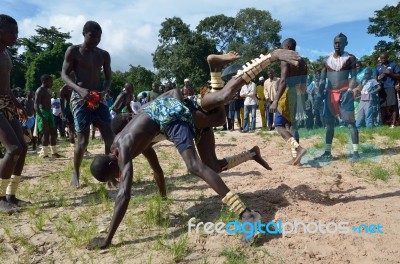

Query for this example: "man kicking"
[87,49,301,249]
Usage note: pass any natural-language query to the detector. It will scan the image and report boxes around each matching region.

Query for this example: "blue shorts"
[166,120,195,154]
[274,111,290,127]
[22,116,35,129]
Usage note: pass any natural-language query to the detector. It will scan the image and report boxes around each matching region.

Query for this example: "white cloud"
[5,0,398,71]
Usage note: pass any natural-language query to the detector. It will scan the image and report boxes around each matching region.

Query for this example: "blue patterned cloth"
[142,97,194,136]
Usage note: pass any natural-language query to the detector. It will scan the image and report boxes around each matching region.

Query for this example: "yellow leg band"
[287,137,300,150]
[222,150,255,170]
[222,191,246,216]
[210,72,225,92]
[0,178,11,197]
[50,145,58,155]
[6,175,21,195]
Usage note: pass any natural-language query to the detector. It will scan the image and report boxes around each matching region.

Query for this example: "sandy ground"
[1,115,400,264]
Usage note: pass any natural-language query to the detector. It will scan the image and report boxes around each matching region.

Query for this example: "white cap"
[184,78,190,82]
[259,76,265,81]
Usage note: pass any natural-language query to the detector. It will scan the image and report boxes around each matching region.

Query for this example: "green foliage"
[197,14,237,53]
[153,17,216,89]
[362,3,400,66]
[229,8,281,62]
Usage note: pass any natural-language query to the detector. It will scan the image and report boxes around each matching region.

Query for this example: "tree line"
[9,5,400,98]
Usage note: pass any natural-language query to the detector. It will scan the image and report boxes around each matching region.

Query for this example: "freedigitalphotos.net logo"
[188,218,384,239]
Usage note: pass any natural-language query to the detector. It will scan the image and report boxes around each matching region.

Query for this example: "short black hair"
[0,14,17,30]
[83,21,102,34]
[40,74,52,83]
[90,154,119,182]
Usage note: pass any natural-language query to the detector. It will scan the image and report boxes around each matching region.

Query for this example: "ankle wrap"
[287,137,300,149]
[233,54,272,84]
[50,145,58,155]
[210,72,225,92]
[222,150,255,170]
[6,175,20,195]
[222,191,246,216]
[0,178,11,197]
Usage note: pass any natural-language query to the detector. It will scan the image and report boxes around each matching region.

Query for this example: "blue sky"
[2,0,397,71]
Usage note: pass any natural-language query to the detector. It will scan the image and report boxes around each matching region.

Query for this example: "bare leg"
[71,129,90,188]
[142,146,166,197]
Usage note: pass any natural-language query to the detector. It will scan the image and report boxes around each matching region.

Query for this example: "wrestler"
[34,74,63,158]
[0,14,30,212]
[61,21,116,188]
[87,50,301,249]
[269,38,307,165]
[316,33,359,162]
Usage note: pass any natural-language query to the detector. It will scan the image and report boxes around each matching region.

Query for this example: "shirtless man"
[87,50,301,249]
[316,33,359,162]
[0,14,30,212]
[34,74,63,158]
[61,21,115,187]
[269,38,307,166]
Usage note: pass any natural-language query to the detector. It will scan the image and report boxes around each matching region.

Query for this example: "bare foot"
[292,146,307,166]
[70,172,80,188]
[250,146,272,170]
[271,49,301,67]
[207,51,241,72]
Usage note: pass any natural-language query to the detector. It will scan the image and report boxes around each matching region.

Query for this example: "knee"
[185,160,202,176]
[7,142,24,158]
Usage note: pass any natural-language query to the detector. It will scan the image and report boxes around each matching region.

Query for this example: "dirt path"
[1,126,400,263]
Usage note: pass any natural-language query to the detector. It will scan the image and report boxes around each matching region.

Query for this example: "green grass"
[220,248,247,264]
[368,164,390,181]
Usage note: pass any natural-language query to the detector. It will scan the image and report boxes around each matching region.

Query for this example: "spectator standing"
[264,70,279,130]
[240,81,257,132]
[376,52,400,128]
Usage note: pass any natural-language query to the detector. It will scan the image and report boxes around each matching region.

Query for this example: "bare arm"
[102,51,112,93]
[61,46,89,99]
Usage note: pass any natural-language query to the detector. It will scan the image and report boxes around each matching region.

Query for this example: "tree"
[153,17,216,89]
[18,26,71,91]
[229,8,282,63]
[365,3,400,65]
[196,15,237,53]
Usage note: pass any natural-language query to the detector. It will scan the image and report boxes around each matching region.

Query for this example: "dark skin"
[34,78,58,148]
[319,35,359,150]
[87,90,234,250]
[60,84,75,144]
[0,18,28,211]
[112,82,134,114]
[269,39,307,165]
[88,50,301,249]
[61,23,114,188]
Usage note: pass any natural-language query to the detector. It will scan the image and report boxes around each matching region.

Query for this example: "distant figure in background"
[51,91,65,138]
[112,83,134,114]
[264,70,279,130]
[148,82,160,102]
[356,68,380,128]
[130,95,142,114]
[376,52,400,128]
[181,78,194,98]
[256,76,266,129]
[34,74,63,158]
[240,80,257,132]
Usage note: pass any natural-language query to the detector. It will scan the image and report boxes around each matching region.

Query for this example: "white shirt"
[239,82,258,106]
[130,101,142,114]
[51,98,61,116]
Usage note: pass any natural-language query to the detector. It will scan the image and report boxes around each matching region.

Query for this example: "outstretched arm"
[87,143,133,250]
